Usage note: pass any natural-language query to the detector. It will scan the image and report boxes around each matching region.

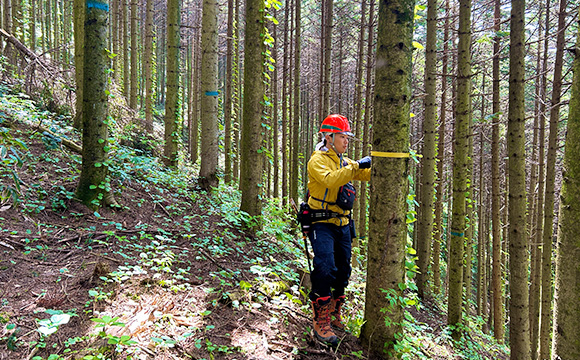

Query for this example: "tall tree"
[491,0,505,342]
[143,0,154,133]
[530,0,549,353]
[76,0,116,208]
[360,0,415,355]
[448,0,472,338]
[73,0,85,129]
[539,0,567,357]
[358,0,376,243]
[122,0,129,99]
[163,0,180,167]
[290,0,301,204]
[433,0,451,295]
[239,0,266,219]
[416,0,437,299]
[552,15,580,358]
[224,0,235,184]
[129,0,138,109]
[508,0,532,356]
[528,2,547,354]
[199,0,219,189]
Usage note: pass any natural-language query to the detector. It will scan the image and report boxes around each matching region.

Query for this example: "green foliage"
[0,125,28,204]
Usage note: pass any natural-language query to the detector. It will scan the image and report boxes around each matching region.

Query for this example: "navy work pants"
[307,221,352,302]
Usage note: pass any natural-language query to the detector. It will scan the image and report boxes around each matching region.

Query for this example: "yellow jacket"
[307,148,371,226]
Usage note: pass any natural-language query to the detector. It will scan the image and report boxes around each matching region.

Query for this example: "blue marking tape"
[205,91,219,96]
[87,1,109,11]
[450,231,465,237]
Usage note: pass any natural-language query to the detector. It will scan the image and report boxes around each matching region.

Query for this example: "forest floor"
[0,86,510,359]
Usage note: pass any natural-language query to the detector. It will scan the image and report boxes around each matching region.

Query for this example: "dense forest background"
[1,0,580,359]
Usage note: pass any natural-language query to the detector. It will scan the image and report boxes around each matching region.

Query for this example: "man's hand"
[357,156,371,169]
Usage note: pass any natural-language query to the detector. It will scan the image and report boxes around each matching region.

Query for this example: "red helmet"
[319,114,354,137]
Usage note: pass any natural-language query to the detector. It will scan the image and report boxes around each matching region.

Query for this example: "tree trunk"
[76,0,115,209]
[433,0,450,294]
[447,0,471,339]
[224,0,234,184]
[290,0,301,204]
[272,8,280,199]
[281,0,290,205]
[239,0,266,221]
[232,0,241,183]
[190,23,201,165]
[129,0,138,109]
[72,0,84,129]
[360,0,415,355]
[358,0,376,243]
[416,0,437,299]
[352,0,367,239]
[539,0,567,358]
[30,0,36,52]
[491,0,505,342]
[199,0,219,189]
[163,0,180,168]
[530,0,549,355]
[508,0,532,357]
[552,17,580,359]
[122,0,129,98]
[143,0,153,133]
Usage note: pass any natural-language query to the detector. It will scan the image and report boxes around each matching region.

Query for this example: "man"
[306,114,371,345]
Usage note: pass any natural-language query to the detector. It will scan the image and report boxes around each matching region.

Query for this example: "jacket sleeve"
[308,154,360,189]
[346,158,371,181]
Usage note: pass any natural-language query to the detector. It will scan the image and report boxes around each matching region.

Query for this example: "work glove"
[357,156,372,169]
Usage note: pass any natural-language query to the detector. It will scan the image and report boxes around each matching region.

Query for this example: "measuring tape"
[371,151,423,158]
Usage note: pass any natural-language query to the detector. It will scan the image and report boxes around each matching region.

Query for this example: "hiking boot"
[330,295,346,331]
[311,296,338,345]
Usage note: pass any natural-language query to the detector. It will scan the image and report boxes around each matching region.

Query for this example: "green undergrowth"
[0,82,511,360]
[0,87,312,359]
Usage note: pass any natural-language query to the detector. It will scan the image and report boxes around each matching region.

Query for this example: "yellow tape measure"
[371,151,423,158]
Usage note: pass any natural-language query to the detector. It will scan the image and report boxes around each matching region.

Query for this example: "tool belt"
[297,202,347,233]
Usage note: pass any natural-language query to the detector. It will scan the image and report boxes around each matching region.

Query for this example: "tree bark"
[224,0,234,184]
[416,0,437,299]
[539,0,567,358]
[491,0,505,342]
[163,0,180,168]
[552,16,580,358]
[76,0,116,209]
[448,0,471,339]
[199,0,219,189]
[508,0,532,357]
[360,0,415,355]
[239,0,266,221]
[143,0,153,133]
[290,0,301,205]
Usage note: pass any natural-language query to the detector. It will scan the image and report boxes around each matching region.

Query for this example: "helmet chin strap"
[327,134,343,160]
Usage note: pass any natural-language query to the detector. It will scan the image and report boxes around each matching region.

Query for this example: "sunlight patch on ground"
[93,278,210,357]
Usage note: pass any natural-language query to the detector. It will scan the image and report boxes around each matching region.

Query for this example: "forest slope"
[0,86,508,359]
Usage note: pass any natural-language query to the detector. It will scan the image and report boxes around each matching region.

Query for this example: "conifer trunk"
[416,0,437,299]
[448,0,471,338]
[199,0,219,188]
[240,0,266,219]
[491,0,505,342]
[144,0,153,133]
[360,0,415,355]
[76,0,114,209]
[163,0,180,168]
[507,0,532,356]
[552,17,580,358]
[539,0,566,357]
[224,0,234,184]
